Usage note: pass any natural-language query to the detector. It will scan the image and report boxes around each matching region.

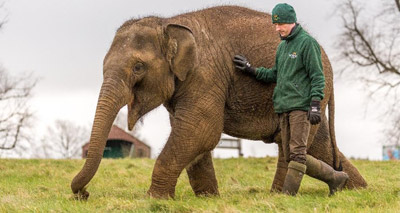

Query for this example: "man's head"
[271,3,297,37]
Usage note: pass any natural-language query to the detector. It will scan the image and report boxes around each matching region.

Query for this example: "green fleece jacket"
[255,24,325,113]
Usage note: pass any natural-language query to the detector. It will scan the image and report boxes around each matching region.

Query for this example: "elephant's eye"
[133,63,144,73]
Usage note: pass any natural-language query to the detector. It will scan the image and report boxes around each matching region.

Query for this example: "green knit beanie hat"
[271,3,297,24]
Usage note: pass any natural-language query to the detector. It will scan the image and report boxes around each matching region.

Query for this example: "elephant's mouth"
[127,99,140,131]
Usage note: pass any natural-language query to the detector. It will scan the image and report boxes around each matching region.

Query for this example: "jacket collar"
[280,23,301,41]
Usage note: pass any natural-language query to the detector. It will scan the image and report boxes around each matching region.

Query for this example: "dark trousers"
[279,110,310,164]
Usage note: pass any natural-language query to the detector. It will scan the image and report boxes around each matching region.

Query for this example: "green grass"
[0,157,399,212]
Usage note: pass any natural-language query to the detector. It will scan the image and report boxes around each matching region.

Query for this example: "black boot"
[306,155,349,195]
[282,161,307,196]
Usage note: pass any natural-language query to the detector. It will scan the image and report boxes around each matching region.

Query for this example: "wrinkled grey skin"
[71,6,367,199]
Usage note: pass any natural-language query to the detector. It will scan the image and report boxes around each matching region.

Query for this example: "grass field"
[1,157,399,212]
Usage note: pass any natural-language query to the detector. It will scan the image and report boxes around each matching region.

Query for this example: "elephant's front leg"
[147,102,224,199]
[147,141,186,199]
[270,141,288,192]
[186,151,219,196]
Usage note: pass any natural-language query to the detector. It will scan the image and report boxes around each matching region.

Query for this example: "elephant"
[71,5,367,199]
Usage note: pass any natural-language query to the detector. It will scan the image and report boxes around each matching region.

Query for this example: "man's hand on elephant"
[308,100,321,125]
[233,55,257,75]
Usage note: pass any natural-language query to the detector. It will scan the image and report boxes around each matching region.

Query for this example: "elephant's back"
[167,6,333,141]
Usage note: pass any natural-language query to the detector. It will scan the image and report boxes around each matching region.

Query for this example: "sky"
[0,0,384,160]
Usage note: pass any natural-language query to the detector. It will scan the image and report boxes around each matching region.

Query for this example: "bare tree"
[42,120,89,159]
[336,0,400,145]
[0,1,37,158]
[0,68,37,150]
[31,139,53,159]
[0,1,6,30]
[386,115,400,146]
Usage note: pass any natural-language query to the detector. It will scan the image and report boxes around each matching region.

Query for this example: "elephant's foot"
[339,153,368,189]
[147,185,175,199]
[270,162,287,193]
[270,182,284,193]
[73,189,90,200]
[148,161,177,199]
[195,189,219,197]
[192,184,219,197]
[186,152,219,197]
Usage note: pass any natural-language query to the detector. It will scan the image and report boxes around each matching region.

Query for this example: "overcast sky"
[0,0,384,159]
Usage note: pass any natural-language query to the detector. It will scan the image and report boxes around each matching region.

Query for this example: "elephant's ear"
[164,24,198,81]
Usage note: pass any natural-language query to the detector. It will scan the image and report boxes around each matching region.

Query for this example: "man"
[233,3,349,196]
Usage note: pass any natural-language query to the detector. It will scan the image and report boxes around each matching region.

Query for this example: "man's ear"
[164,24,198,81]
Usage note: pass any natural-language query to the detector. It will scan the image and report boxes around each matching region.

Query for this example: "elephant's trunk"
[71,78,128,194]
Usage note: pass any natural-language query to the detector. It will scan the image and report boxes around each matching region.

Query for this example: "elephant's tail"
[328,86,343,171]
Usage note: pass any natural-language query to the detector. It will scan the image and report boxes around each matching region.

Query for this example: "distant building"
[382,145,400,160]
[82,125,151,158]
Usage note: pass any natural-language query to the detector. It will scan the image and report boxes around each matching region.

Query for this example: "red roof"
[82,125,150,149]
[82,124,151,158]
[107,125,150,148]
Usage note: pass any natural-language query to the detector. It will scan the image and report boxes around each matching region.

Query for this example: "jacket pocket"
[291,80,311,98]
[290,81,304,97]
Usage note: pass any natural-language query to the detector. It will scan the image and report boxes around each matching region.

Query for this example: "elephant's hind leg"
[186,152,219,196]
[270,142,288,192]
[307,117,368,189]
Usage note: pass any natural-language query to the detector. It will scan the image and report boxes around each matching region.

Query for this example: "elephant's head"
[71,17,198,197]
